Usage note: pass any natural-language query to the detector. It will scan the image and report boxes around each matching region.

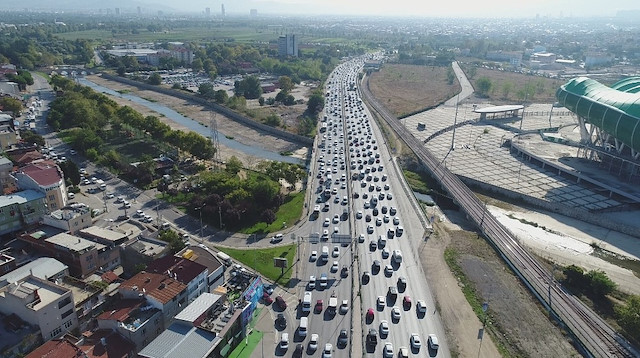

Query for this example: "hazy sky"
[174,0,638,17]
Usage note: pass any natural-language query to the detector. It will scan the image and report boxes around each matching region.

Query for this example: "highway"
[360,69,638,358]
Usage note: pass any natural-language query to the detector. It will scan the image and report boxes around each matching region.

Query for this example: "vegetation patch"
[241,191,305,234]
[402,169,431,194]
[216,244,296,284]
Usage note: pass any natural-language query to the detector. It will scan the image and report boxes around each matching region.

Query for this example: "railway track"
[359,74,638,358]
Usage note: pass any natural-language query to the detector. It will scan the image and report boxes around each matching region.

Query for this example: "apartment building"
[13,162,68,212]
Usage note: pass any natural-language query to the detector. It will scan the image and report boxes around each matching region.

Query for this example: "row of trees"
[0,30,92,69]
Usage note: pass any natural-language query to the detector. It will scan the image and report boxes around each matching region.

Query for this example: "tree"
[466,66,477,79]
[616,295,640,342]
[501,82,514,99]
[283,94,296,106]
[234,75,262,99]
[20,130,45,146]
[214,89,228,104]
[59,160,81,186]
[0,97,23,117]
[586,270,616,297]
[264,113,281,127]
[306,92,324,115]
[278,76,294,93]
[191,58,203,72]
[446,67,455,85]
[225,156,242,175]
[563,265,585,286]
[261,209,276,224]
[258,97,265,106]
[198,83,215,99]
[475,77,492,97]
[148,73,162,85]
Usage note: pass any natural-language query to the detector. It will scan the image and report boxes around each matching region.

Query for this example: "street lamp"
[196,204,206,243]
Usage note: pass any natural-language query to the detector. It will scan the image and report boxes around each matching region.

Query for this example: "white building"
[278,34,298,57]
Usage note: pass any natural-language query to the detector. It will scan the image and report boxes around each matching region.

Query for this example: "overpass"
[361,73,637,358]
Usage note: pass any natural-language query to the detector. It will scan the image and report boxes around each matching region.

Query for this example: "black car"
[276,313,286,329]
[338,329,348,347]
[293,344,303,357]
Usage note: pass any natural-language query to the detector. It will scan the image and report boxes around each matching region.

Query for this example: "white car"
[383,342,393,357]
[379,320,389,336]
[332,246,339,257]
[324,218,330,227]
[410,333,421,349]
[428,334,439,350]
[308,276,316,289]
[280,333,289,350]
[331,261,339,272]
[332,214,340,223]
[309,334,319,352]
[310,251,318,261]
[356,210,363,219]
[323,343,332,358]
[384,264,393,275]
[417,300,427,314]
[377,296,385,308]
[391,306,401,321]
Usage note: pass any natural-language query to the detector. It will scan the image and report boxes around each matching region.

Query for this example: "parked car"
[276,295,287,309]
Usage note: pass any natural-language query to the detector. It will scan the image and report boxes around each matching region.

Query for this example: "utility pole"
[451,93,460,151]
[196,204,206,243]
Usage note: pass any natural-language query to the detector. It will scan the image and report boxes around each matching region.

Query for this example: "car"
[280,333,289,350]
[399,347,409,358]
[377,296,385,308]
[264,284,274,295]
[332,246,340,257]
[262,292,273,304]
[320,274,328,288]
[276,313,286,328]
[69,149,77,155]
[315,299,323,313]
[358,234,365,243]
[322,230,329,239]
[403,295,412,309]
[366,308,374,320]
[310,251,318,261]
[322,343,333,358]
[383,342,394,357]
[106,193,115,199]
[386,193,393,200]
[309,334,319,352]
[324,218,330,227]
[393,216,400,225]
[356,210,363,219]
[340,299,349,314]
[384,264,393,276]
[362,271,370,284]
[338,329,348,347]
[83,179,90,185]
[379,320,389,336]
[332,214,340,223]
[135,209,144,217]
[428,334,439,350]
[417,300,427,314]
[397,276,407,290]
[308,276,316,289]
[383,214,390,223]
[391,306,401,321]
[390,207,397,215]
[270,234,283,243]
[123,201,131,208]
[333,226,339,233]
[382,248,390,258]
[331,261,339,272]
[375,218,382,226]
[410,333,421,349]
[367,225,374,234]
[365,214,371,222]
[276,295,287,309]
[372,260,381,273]
[294,343,303,357]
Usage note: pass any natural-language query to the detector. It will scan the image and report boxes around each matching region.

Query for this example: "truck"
[302,291,312,313]
[328,294,338,313]
[216,252,232,266]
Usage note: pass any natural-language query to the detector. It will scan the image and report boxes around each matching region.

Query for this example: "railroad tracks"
[359,75,637,358]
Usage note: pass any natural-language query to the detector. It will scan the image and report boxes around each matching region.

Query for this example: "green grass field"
[228,329,264,358]
[216,244,296,283]
[241,191,305,234]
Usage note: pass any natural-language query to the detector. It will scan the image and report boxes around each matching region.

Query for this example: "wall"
[99,73,314,147]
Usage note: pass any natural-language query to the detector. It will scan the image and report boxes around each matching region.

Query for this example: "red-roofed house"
[77,330,136,358]
[96,299,163,352]
[25,337,82,358]
[10,150,45,166]
[119,272,187,327]
[146,255,208,304]
[13,162,68,211]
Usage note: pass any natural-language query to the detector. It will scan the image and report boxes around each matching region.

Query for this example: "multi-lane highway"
[279,55,451,358]
[360,68,638,358]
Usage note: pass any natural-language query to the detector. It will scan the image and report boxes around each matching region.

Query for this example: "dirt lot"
[85,75,308,166]
[435,211,580,358]
[368,63,461,117]
[460,65,565,104]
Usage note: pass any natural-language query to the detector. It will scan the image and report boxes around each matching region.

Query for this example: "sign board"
[273,257,288,268]
[309,232,320,244]
[331,234,351,245]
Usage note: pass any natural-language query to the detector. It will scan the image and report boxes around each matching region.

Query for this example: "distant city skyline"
[173,0,638,18]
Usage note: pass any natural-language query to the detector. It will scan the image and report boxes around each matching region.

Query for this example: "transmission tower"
[210,112,221,170]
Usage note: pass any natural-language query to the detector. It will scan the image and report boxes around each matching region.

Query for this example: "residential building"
[486,50,522,67]
[42,204,92,234]
[0,189,47,236]
[13,162,68,211]
[0,257,68,285]
[96,298,163,352]
[119,272,187,327]
[177,245,225,293]
[0,253,16,275]
[79,226,129,246]
[170,47,194,65]
[120,236,169,274]
[0,156,16,194]
[26,330,136,358]
[20,232,119,278]
[278,34,298,57]
[0,123,17,150]
[0,275,78,340]
[146,254,208,304]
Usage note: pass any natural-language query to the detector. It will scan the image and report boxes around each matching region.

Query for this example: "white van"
[299,317,308,337]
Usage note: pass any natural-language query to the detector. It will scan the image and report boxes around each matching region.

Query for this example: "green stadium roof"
[556,76,640,153]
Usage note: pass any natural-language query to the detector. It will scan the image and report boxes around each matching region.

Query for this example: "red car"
[263,292,273,304]
[366,308,374,320]
[315,299,323,313]
[403,295,412,309]
[276,295,287,309]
